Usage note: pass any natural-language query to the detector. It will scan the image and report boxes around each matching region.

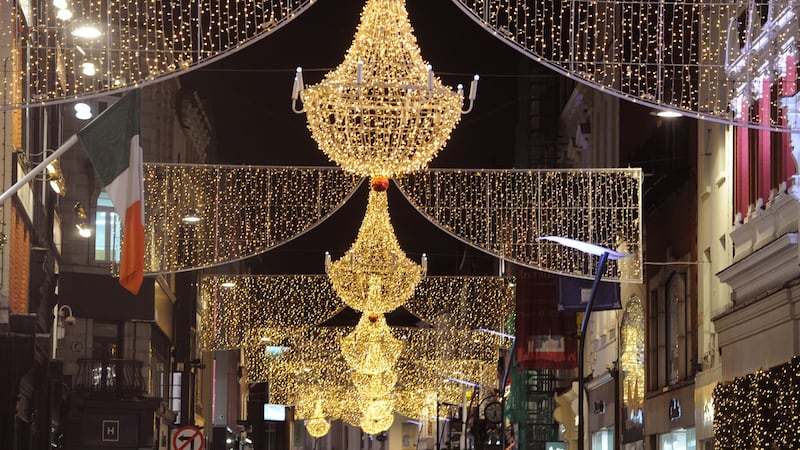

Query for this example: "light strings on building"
[292,0,478,178]
[713,355,800,448]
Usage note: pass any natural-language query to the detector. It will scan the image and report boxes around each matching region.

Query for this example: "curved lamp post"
[537,236,632,450]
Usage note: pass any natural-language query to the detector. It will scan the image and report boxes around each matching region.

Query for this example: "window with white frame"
[649,272,695,389]
[95,192,120,262]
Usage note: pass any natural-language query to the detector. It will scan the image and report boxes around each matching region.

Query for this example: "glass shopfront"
[659,428,696,450]
[591,428,613,450]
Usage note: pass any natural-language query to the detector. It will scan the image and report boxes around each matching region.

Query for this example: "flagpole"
[0,134,79,205]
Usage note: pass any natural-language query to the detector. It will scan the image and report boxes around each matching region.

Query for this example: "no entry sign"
[173,425,204,450]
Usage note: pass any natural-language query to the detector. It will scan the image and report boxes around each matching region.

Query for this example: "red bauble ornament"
[371,176,389,192]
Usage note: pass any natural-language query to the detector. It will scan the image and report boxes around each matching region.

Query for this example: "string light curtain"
[396,168,643,282]
[713,356,800,448]
[0,0,316,108]
[451,0,798,130]
[199,275,345,350]
[200,274,516,350]
[144,164,363,274]
[293,0,477,178]
[200,274,513,429]
[146,165,640,281]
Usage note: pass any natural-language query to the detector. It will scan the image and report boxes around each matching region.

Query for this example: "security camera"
[63,315,76,326]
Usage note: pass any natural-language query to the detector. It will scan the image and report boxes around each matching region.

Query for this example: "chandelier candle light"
[291,0,478,178]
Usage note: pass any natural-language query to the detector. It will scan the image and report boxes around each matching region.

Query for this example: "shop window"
[649,272,694,390]
[95,192,120,262]
[659,428,695,450]
[591,428,614,450]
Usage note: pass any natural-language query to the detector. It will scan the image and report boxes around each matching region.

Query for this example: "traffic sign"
[173,425,204,450]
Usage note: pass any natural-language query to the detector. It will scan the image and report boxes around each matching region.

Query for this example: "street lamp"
[537,236,632,450]
[52,304,75,358]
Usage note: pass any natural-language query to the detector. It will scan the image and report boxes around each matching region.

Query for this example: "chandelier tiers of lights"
[291,0,479,178]
[305,399,331,438]
[325,178,427,314]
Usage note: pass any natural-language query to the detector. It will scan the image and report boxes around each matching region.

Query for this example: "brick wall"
[9,202,29,313]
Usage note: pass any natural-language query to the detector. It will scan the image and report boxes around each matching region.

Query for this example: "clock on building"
[484,401,503,424]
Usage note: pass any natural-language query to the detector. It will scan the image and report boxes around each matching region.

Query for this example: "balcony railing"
[74,358,145,398]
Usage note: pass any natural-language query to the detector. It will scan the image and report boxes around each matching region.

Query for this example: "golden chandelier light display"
[325,181,427,313]
[291,0,479,178]
[305,400,331,438]
[340,313,403,375]
[201,275,515,436]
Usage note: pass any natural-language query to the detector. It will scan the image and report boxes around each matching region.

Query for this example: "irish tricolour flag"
[78,91,144,295]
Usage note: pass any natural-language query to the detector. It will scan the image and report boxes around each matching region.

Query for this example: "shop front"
[586,372,615,450]
[644,382,695,450]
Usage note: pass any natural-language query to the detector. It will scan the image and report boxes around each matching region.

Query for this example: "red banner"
[515,268,577,370]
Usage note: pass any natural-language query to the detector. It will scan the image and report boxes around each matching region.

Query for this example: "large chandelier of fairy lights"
[340,313,403,375]
[325,180,427,313]
[305,400,331,438]
[291,0,479,178]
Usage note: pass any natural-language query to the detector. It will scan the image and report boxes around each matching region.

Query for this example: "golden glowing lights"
[200,274,515,435]
[143,165,363,274]
[341,313,403,375]
[143,165,641,280]
[293,0,477,177]
[326,186,425,313]
[305,400,331,438]
[2,1,317,106]
[620,296,644,415]
[396,168,643,282]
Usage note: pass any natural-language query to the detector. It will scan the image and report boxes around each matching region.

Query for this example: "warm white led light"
[56,8,73,21]
[81,62,96,76]
[71,25,101,39]
[74,102,92,120]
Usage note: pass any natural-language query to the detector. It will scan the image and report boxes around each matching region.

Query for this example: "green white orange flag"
[77,91,144,295]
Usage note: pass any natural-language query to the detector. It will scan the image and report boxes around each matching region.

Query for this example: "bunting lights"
[292,0,478,177]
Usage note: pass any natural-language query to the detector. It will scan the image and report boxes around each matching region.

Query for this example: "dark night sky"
[179,0,546,276]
